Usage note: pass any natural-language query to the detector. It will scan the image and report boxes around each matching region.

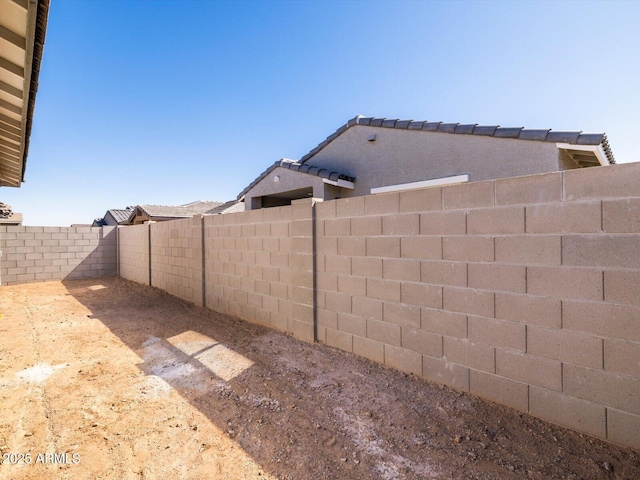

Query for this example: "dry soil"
[0,277,638,479]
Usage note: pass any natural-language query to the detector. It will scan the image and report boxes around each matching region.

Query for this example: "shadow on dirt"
[61,277,640,480]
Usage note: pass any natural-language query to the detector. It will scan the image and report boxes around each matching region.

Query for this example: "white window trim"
[370,174,469,195]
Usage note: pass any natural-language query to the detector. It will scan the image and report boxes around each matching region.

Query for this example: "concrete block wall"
[203,200,314,341]
[0,226,116,285]
[315,161,640,450]
[150,216,204,306]
[118,223,150,285]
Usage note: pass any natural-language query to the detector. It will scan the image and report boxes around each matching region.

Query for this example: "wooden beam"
[0,144,20,158]
[0,120,21,136]
[0,98,22,115]
[10,0,29,10]
[0,25,26,50]
[0,160,21,174]
[0,57,25,77]
[0,80,23,100]
[0,137,20,151]
[0,112,21,129]
[0,127,21,143]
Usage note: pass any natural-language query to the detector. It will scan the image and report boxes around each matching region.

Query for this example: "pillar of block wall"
[150,216,204,306]
[315,162,640,450]
[118,223,150,286]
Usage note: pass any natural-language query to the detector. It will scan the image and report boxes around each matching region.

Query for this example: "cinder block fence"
[117,162,640,451]
[2,162,639,450]
[0,226,116,284]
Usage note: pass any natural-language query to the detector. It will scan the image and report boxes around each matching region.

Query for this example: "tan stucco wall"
[309,126,564,197]
[244,126,568,205]
[244,167,327,209]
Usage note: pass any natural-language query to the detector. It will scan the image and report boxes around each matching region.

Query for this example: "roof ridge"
[299,115,614,164]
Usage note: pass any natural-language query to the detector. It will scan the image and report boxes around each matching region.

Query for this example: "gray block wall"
[115,162,640,451]
[0,226,116,285]
[118,223,150,286]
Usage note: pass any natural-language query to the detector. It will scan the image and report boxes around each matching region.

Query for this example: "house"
[0,0,49,188]
[0,202,22,225]
[204,200,245,215]
[92,208,133,227]
[123,201,225,225]
[238,115,615,210]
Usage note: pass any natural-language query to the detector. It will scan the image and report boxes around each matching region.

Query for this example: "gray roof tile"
[518,129,550,141]
[422,122,441,131]
[381,119,397,128]
[369,118,385,127]
[494,127,523,138]
[473,125,499,136]
[576,133,605,146]
[437,123,458,133]
[108,208,132,223]
[205,200,245,215]
[546,131,581,143]
[356,116,373,126]
[395,120,412,129]
[455,124,477,135]
[407,121,425,130]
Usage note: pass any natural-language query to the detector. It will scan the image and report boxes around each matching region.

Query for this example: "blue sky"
[3,0,640,226]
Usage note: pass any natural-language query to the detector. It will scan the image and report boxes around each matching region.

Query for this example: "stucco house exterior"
[239,115,615,210]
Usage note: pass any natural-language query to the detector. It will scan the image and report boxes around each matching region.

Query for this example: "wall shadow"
[59,277,640,479]
[64,227,117,281]
[59,277,389,480]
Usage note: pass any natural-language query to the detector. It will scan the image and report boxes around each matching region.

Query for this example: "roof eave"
[20,0,49,185]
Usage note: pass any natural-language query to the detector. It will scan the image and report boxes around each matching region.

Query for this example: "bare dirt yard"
[0,277,638,480]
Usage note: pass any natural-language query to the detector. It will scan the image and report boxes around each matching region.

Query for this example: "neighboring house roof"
[0,201,12,218]
[299,115,616,166]
[205,200,245,215]
[92,208,133,226]
[0,212,22,225]
[237,158,355,200]
[124,200,225,223]
[0,0,50,187]
[106,208,132,224]
[179,200,225,214]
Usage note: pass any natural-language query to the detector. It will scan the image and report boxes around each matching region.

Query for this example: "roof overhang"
[556,143,611,167]
[0,0,49,187]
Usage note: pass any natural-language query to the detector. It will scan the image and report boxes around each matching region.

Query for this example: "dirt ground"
[0,278,638,480]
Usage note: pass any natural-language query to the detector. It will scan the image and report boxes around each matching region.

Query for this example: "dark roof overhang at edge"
[0,0,50,187]
[299,115,616,167]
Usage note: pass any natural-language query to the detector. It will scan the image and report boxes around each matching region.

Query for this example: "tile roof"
[205,200,245,215]
[107,208,132,224]
[125,201,225,223]
[299,115,615,165]
[237,159,355,200]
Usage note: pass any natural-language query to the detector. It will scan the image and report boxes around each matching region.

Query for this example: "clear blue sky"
[3,0,640,226]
